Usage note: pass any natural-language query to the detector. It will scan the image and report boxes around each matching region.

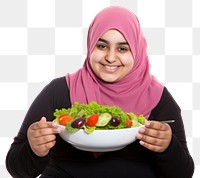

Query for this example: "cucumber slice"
[96,113,112,127]
[131,119,140,127]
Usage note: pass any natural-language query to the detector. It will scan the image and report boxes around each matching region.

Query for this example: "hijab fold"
[66,6,164,118]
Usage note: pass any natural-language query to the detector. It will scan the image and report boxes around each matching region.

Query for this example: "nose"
[105,49,117,63]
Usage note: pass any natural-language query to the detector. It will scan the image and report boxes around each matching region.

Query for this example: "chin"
[100,77,119,83]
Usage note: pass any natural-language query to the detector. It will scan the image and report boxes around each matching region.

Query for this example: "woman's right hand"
[27,117,61,157]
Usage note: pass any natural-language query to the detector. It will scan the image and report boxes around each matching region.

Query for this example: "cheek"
[89,52,100,72]
[90,51,104,65]
[89,52,96,69]
[122,55,134,69]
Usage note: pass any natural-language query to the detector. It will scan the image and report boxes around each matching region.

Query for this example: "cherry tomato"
[125,119,132,127]
[58,114,68,120]
[59,114,73,126]
[87,114,99,127]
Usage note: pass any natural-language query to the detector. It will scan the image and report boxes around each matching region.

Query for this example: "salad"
[53,102,146,134]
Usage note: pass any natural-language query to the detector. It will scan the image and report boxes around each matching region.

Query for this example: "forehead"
[99,29,127,43]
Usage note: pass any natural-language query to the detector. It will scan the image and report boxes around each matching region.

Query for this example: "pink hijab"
[66,6,164,118]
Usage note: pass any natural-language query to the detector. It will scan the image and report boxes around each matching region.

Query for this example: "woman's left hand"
[136,121,172,153]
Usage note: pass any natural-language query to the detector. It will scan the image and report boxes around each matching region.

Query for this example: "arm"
[149,87,194,178]
[6,77,70,178]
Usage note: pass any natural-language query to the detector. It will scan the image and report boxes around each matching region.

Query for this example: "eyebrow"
[98,38,129,45]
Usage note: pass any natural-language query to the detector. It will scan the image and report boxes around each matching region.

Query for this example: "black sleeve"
[6,77,71,178]
[149,87,194,178]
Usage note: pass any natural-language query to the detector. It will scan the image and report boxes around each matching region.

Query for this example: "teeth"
[105,65,118,69]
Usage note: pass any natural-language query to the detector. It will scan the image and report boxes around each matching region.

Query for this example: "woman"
[6,6,194,178]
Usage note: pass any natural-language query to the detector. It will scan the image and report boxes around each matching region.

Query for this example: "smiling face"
[90,29,134,83]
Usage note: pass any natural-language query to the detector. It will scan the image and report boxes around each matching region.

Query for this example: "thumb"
[39,117,47,123]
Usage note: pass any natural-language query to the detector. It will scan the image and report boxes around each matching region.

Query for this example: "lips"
[103,65,120,73]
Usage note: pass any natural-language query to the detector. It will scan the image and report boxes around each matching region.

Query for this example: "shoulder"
[48,76,71,109]
[40,77,69,96]
[46,76,69,94]
[50,76,68,88]
[160,87,180,109]
[149,87,181,120]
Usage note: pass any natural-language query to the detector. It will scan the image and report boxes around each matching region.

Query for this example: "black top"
[6,77,194,178]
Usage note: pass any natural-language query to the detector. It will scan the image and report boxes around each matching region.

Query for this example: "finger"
[139,140,166,153]
[40,117,47,122]
[138,127,167,139]
[137,133,166,146]
[31,122,53,130]
[32,134,57,145]
[145,121,169,131]
[32,127,61,138]
[31,118,56,130]
[33,140,56,157]
[37,117,54,128]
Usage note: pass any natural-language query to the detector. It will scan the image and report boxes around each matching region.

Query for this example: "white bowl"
[58,125,143,152]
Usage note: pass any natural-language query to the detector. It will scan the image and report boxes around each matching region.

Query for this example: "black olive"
[110,117,121,126]
[71,118,86,128]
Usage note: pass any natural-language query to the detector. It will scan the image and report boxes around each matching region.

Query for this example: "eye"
[118,47,128,52]
[97,44,107,50]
